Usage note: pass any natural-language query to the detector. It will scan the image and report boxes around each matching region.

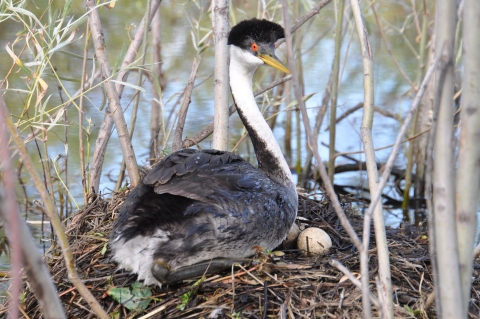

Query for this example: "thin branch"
[212,0,230,150]
[85,0,140,187]
[363,62,435,217]
[301,6,356,182]
[371,4,417,91]
[262,280,268,319]
[0,102,21,319]
[115,0,153,190]
[332,127,430,158]
[150,6,165,161]
[456,0,480,311]
[328,102,363,128]
[431,1,463,311]
[410,0,422,36]
[23,69,101,145]
[349,0,392,315]
[328,0,345,183]
[2,102,109,319]
[339,59,432,309]
[424,49,447,319]
[88,0,162,191]
[281,0,361,254]
[172,56,203,152]
[78,20,90,204]
[299,72,331,182]
[403,8,430,203]
[330,161,410,181]
[0,186,66,318]
[276,0,332,47]
[328,259,379,307]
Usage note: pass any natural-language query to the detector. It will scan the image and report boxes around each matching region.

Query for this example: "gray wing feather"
[144,149,258,203]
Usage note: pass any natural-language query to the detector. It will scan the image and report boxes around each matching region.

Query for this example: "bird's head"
[228,18,290,74]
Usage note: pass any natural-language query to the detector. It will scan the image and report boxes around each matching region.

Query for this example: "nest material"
[13,190,480,318]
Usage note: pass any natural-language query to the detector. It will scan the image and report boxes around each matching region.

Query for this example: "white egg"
[297,227,332,256]
[282,223,300,248]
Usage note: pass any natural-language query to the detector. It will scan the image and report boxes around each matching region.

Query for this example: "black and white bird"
[110,18,298,286]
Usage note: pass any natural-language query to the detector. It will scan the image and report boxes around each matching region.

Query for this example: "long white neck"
[229,46,293,184]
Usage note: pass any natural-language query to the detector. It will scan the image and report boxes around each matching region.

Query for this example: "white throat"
[229,45,293,184]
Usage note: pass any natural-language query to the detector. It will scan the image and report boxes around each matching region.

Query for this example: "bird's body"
[111,18,297,286]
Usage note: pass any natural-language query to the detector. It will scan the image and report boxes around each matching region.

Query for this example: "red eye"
[251,43,258,51]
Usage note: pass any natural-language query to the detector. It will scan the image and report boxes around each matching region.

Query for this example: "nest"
[11,189,480,318]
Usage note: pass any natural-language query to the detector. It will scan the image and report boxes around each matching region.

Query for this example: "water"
[0,0,475,287]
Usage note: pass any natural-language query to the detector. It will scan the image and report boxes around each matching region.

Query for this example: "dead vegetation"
[10,191,480,319]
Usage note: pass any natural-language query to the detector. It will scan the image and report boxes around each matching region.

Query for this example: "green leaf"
[152,70,163,102]
[44,73,81,83]
[62,0,73,19]
[286,92,316,108]
[20,291,27,303]
[190,31,198,52]
[57,50,93,60]
[108,286,130,301]
[198,30,212,47]
[109,309,120,319]
[403,305,420,316]
[47,4,53,36]
[108,283,152,311]
[165,92,180,105]
[48,27,78,55]
[130,282,153,310]
[46,107,66,131]
[8,6,51,42]
[5,45,34,80]
[101,243,107,255]
[3,88,31,94]
[62,15,88,37]
[176,290,192,310]
[99,86,107,111]
[113,42,127,73]
[176,277,205,310]
[111,80,146,96]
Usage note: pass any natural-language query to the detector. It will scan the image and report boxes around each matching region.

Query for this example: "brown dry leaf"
[339,272,361,283]
[34,76,49,106]
[106,0,117,8]
[251,245,263,253]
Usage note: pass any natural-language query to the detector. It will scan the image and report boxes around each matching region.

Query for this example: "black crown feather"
[228,18,285,48]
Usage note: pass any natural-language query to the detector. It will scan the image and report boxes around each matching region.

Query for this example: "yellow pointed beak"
[258,53,290,74]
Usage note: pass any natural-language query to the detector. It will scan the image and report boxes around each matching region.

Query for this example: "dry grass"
[9,190,480,318]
